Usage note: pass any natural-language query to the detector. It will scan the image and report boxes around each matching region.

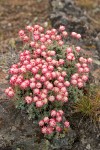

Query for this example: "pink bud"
[53,87,59,93]
[51,110,57,117]
[36,101,43,108]
[43,117,49,123]
[78,82,84,88]
[26,25,33,31]
[51,35,56,40]
[36,82,42,88]
[76,46,81,52]
[48,96,55,102]
[58,40,64,46]
[26,64,32,71]
[23,36,29,42]
[56,94,62,101]
[34,88,40,95]
[64,81,70,87]
[66,55,73,61]
[62,31,68,37]
[56,126,62,132]
[61,71,67,77]
[40,93,47,99]
[46,127,53,134]
[64,121,70,128]
[63,96,68,102]
[42,68,48,74]
[57,82,63,88]
[78,67,84,73]
[19,30,25,36]
[59,25,65,31]
[5,88,10,94]
[35,74,41,80]
[31,68,38,74]
[41,45,46,51]
[49,120,56,127]
[45,34,50,40]
[16,78,22,85]
[61,87,67,93]
[45,72,52,79]
[71,79,77,85]
[30,41,35,48]
[66,47,72,53]
[87,58,93,63]
[56,116,62,122]
[34,35,40,41]
[56,35,61,41]
[51,72,57,78]
[39,26,44,32]
[46,83,53,90]
[71,32,77,37]
[76,63,81,68]
[84,67,89,73]
[77,78,82,83]
[7,91,15,97]
[40,76,46,82]
[30,82,36,89]
[58,110,64,116]
[20,67,26,73]
[82,75,88,82]
[51,28,57,34]
[76,34,81,39]
[59,59,65,65]
[82,63,88,68]
[41,127,47,134]
[33,96,39,102]
[25,96,32,104]
[79,57,84,62]
[42,89,48,94]
[46,39,52,45]
[20,82,27,89]
[58,76,64,82]
[39,120,44,126]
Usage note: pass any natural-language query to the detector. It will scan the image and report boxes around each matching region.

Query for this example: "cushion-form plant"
[5,24,92,135]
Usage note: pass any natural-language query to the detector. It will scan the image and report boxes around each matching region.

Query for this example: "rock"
[11,126,16,132]
[65,0,74,4]
[86,144,91,150]
[92,68,100,85]
[44,22,49,27]
[51,0,64,11]
[12,139,34,150]
[95,33,100,58]
[34,139,50,150]
[50,0,100,85]
[50,128,76,150]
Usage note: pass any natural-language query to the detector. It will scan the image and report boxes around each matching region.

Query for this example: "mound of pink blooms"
[39,110,70,134]
[5,24,92,135]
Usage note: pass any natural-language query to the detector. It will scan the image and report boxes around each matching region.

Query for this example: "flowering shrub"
[5,24,92,136]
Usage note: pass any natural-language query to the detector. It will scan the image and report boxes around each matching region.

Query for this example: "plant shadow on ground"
[67,85,100,150]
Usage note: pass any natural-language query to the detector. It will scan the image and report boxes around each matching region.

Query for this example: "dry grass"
[73,86,100,122]
[75,0,100,29]
[75,0,99,9]
[0,0,32,5]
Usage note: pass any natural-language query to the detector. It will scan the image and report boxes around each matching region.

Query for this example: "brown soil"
[0,0,50,87]
[0,0,50,41]
[75,0,100,30]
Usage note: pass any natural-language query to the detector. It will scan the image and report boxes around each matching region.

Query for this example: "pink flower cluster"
[39,110,70,134]
[5,24,92,135]
[5,87,15,97]
[71,57,92,88]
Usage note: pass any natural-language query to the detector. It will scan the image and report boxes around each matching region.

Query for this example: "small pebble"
[86,144,91,150]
